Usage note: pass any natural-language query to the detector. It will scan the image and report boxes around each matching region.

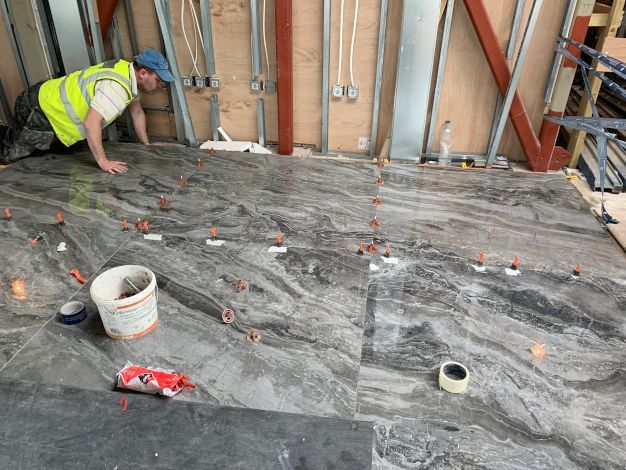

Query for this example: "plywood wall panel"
[328,0,381,153]
[1,0,569,160]
[0,11,25,114]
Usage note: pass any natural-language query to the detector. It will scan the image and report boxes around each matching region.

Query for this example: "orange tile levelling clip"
[375,177,384,185]
[210,227,217,239]
[235,279,248,292]
[530,342,545,359]
[573,262,581,277]
[179,176,188,187]
[69,268,87,284]
[196,158,204,168]
[246,330,262,343]
[117,395,128,411]
[158,195,169,208]
[207,148,217,156]
[56,211,65,226]
[222,308,235,324]
[510,256,519,270]
[357,241,364,255]
[369,217,381,229]
[372,196,382,206]
[476,252,485,267]
[276,232,284,246]
[384,244,391,258]
[30,233,45,244]
[123,217,129,232]
[5,208,12,221]
[366,243,377,254]
[135,219,149,233]
[377,159,385,168]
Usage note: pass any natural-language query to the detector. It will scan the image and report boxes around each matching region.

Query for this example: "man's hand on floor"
[99,159,128,174]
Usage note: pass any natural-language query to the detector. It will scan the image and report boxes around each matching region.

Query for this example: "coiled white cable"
[337,0,345,84]
[349,0,359,86]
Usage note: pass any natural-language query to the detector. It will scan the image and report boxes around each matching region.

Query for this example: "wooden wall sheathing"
[0,0,569,160]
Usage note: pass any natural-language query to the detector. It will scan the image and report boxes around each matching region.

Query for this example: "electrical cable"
[337,0,345,84]
[189,0,209,76]
[349,0,359,86]
[181,0,200,76]
[262,0,270,80]
[189,0,205,52]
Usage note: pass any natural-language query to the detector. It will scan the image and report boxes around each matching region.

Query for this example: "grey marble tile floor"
[0,143,624,469]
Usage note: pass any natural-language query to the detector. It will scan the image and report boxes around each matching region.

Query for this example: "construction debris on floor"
[1,143,625,468]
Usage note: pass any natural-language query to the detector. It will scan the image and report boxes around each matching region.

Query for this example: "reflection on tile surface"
[1,144,625,469]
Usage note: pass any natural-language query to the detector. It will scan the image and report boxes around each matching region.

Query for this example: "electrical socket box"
[332,84,344,97]
[347,85,359,99]
[250,80,263,92]
[193,76,206,88]
[182,76,194,87]
[208,77,221,88]
[264,80,277,93]
[358,137,371,150]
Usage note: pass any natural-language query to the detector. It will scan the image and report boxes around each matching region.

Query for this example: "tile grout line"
[0,149,202,374]
[0,230,140,373]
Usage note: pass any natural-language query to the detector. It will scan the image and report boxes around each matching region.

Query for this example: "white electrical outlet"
[347,85,359,99]
[358,137,371,150]
[332,84,344,97]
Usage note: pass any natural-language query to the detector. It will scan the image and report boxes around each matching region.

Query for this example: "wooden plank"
[589,13,609,27]
[568,0,625,168]
[598,37,626,72]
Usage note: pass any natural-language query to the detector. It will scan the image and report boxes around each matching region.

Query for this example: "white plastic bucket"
[90,265,158,340]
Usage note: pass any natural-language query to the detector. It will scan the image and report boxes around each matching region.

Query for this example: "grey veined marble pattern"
[1,143,625,469]
[0,235,370,419]
[357,244,626,469]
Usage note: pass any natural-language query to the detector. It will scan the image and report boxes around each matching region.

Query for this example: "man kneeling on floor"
[0,48,174,174]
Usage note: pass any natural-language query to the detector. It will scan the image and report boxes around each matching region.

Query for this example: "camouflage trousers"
[0,82,55,164]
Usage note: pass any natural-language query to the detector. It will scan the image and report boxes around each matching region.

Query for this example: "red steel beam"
[275,0,294,155]
[463,0,541,168]
[97,0,118,40]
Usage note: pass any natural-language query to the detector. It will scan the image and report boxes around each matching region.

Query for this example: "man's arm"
[128,100,149,145]
[83,108,128,174]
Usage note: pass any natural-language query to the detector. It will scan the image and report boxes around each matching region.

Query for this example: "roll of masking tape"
[439,361,469,393]
[58,300,87,325]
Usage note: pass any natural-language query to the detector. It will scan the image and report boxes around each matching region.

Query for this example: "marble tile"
[149,153,378,252]
[356,244,626,469]
[373,164,626,278]
[2,144,626,469]
[0,143,199,225]
[0,143,201,368]
[0,186,133,367]
[0,235,371,419]
[0,379,374,469]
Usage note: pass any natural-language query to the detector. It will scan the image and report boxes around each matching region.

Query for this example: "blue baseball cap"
[136,48,175,82]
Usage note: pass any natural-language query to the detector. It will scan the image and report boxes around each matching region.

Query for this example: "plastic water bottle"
[439,120,453,166]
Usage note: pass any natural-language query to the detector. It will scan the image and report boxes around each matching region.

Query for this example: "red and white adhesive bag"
[116,362,195,397]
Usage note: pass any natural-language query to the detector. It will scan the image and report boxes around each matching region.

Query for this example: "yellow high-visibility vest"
[39,59,132,146]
